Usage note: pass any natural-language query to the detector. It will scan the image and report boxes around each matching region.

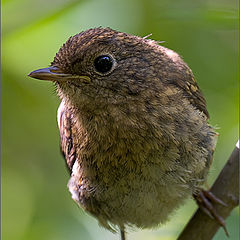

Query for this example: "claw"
[194,189,229,237]
[202,190,228,207]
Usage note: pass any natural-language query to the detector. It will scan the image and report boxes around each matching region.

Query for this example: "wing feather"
[57,101,77,172]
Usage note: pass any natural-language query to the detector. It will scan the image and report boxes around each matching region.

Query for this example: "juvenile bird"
[28,27,218,240]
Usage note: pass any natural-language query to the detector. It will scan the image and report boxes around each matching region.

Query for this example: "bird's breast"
[58,99,216,228]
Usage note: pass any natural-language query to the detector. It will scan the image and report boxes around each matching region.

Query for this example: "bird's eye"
[94,55,114,74]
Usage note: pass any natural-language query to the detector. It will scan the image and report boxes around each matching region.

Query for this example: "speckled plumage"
[30,27,218,236]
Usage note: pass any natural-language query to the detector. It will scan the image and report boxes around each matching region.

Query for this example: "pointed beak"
[28,66,91,83]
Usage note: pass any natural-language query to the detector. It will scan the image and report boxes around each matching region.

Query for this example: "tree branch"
[177,144,239,240]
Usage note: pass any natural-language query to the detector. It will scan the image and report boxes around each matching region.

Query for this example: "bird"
[28,27,218,240]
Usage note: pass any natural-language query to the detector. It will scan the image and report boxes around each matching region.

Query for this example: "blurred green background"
[1,0,239,239]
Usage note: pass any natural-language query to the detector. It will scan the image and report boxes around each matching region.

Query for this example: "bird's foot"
[120,228,126,240]
[193,189,229,237]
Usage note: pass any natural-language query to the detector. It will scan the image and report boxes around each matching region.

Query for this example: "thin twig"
[177,145,239,240]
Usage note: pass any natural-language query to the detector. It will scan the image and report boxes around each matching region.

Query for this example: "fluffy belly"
[68,160,193,229]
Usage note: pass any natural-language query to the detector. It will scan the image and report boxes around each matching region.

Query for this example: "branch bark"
[177,145,239,240]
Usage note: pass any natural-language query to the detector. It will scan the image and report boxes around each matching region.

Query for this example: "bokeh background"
[2,0,239,239]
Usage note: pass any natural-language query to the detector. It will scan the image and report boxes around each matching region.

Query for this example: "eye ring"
[93,54,116,75]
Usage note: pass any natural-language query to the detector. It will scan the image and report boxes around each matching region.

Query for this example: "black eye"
[94,55,114,74]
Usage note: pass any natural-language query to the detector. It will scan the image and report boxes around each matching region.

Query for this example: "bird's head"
[28,27,199,116]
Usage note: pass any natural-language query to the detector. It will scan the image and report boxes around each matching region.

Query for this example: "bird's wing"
[57,100,77,173]
[181,77,209,119]
[168,72,209,119]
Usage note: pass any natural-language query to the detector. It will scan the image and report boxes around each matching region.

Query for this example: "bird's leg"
[193,189,229,236]
[120,227,126,240]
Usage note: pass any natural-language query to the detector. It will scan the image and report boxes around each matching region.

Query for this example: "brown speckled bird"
[28,27,218,240]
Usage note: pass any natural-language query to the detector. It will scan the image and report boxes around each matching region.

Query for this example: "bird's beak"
[28,66,91,83]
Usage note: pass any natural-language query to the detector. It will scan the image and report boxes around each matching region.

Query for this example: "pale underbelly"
[68,160,194,229]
